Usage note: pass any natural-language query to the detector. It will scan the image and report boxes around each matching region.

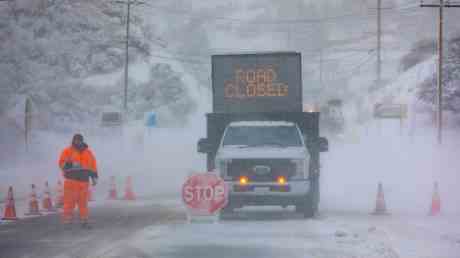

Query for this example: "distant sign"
[374,103,408,119]
[101,112,122,127]
[182,173,228,215]
[212,52,302,113]
[145,112,157,128]
[327,99,342,107]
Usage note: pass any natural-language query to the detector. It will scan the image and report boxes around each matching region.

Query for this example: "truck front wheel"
[295,194,315,218]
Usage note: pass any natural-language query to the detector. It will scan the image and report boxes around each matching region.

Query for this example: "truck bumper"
[226,180,310,207]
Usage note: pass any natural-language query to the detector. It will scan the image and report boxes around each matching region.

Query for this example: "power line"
[129,2,422,85]
[141,1,424,26]
[332,53,377,78]
[319,54,377,83]
[139,2,426,65]
[154,46,378,68]
[149,52,208,65]
[421,0,460,7]
[313,50,376,63]
[368,0,421,10]
[147,48,378,83]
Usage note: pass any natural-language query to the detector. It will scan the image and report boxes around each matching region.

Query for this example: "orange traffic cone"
[108,176,117,200]
[55,180,64,208]
[429,182,441,216]
[25,184,42,216]
[372,182,388,215]
[41,181,56,212]
[2,186,18,220]
[123,176,136,201]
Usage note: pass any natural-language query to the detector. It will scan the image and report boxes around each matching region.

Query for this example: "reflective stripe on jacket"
[59,146,98,182]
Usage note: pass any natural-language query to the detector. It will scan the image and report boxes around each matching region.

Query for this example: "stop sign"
[182,173,229,215]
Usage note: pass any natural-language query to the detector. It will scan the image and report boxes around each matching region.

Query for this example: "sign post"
[144,111,157,136]
[181,173,228,223]
[24,97,32,152]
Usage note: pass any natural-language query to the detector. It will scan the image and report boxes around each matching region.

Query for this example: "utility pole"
[114,0,144,112]
[319,49,323,88]
[319,16,325,89]
[376,0,382,90]
[421,0,460,144]
[287,25,291,50]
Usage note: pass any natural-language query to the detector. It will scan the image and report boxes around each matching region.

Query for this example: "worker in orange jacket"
[58,134,98,228]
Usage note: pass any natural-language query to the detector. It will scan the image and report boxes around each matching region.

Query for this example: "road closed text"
[224,67,289,98]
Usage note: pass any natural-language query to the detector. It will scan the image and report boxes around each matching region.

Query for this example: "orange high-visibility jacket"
[59,146,98,181]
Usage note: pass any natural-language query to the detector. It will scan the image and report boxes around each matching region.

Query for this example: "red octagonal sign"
[182,173,229,215]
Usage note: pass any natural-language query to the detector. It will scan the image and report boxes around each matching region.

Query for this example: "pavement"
[0,200,185,258]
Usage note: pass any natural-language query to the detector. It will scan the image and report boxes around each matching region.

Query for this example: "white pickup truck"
[199,119,327,218]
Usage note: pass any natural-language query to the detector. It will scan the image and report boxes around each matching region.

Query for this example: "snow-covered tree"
[413,37,460,112]
[109,63,197,126]
[0,0,203,128]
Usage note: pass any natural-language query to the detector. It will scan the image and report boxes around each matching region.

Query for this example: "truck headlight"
[277,176,286,185]
[219,160,230,179]
[239,176,249,185]
[290,159,306,179]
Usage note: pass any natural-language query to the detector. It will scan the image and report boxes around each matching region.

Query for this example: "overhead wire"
[320,52,377,81]
[141,1,425,26]
[149,53,207,64]
[135,1,426,77]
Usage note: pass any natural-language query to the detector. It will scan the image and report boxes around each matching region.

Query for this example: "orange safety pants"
[62,179,89,223]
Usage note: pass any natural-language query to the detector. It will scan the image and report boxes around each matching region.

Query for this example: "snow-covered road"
[95,206,460,258]
[2,196,459,258]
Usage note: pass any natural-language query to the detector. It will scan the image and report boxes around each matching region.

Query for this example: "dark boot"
[81,221,92,229]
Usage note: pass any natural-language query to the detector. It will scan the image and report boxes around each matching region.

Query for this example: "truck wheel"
[295,195,315,218]
[304,203,315,218]
[312,177,320,214]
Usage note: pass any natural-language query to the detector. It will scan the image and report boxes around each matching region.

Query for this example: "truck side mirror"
[197,138,212,153]
[318,137,329,152]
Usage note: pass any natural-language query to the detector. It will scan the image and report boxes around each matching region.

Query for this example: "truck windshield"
[223,125,302,147]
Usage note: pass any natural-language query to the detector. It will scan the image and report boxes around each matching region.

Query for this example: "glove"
[91,177,98,186]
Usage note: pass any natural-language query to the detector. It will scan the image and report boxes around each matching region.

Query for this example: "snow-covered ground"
[322,118,460,216]
[91,207,460,258]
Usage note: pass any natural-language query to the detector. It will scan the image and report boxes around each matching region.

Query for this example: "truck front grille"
[233,184,290,192]
[227,159,295,182]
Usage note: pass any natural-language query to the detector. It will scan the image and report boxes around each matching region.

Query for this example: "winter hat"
[72,133,84,143]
